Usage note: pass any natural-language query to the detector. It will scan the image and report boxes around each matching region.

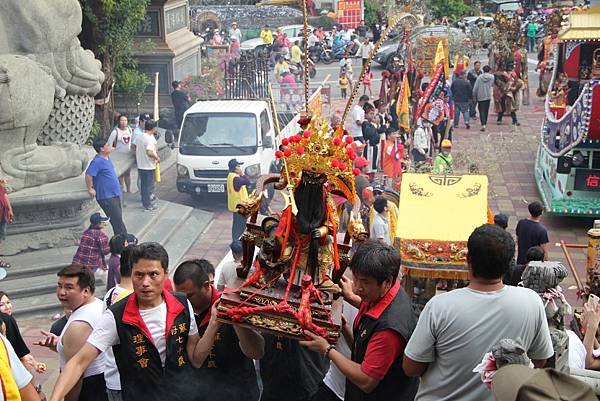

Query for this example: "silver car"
[240,24,313,56]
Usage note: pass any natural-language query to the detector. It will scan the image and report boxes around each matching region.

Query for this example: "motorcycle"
[309,41,333,64]
[291,58,317,81]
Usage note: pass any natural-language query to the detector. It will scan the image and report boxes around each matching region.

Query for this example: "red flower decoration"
[281,138,289,146]
[349,153,357,161]
[303,130,311,138]
[293,135,302,143]
[353,168,360,176]
[332,137,342,146]
[296,146,305,155]
[284,148,292,157]
[331,159,340,168]
[275,150,284,158]
[338,162,347,171]
[344,136,353,144]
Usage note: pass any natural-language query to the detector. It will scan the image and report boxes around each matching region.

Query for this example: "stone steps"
[3,194,212,320]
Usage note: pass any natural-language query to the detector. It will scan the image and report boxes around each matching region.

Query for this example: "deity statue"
[0,0,105,192]
[239,116,367,294]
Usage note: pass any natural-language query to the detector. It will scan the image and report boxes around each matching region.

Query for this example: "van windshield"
[179,113,258,156]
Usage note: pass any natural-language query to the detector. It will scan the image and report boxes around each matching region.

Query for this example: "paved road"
[19,51,596,393]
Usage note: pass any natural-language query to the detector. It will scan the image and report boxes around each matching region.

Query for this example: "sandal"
[0,260,10,268]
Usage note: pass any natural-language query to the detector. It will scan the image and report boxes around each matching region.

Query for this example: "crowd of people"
[0,201,595,401]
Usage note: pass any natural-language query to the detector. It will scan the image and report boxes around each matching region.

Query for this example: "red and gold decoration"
[217,116,368,343]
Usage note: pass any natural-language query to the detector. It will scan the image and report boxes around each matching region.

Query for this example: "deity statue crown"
[276,115,357,203]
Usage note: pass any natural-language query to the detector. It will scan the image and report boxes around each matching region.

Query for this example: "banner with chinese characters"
[336,0,363,29]
[307,87,322,117]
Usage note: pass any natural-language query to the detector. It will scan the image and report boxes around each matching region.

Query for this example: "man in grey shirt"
[403,224,554,401]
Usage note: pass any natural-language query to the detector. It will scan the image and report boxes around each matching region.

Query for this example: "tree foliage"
[364,0,383,26]
[427,0,474,21]
[78,0,150,135]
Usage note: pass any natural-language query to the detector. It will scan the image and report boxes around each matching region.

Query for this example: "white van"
[173,99,297,196]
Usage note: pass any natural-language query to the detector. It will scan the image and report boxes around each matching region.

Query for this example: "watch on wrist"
[325,344,336,357]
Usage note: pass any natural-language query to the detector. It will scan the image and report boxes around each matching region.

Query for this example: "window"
[260,109,271,140]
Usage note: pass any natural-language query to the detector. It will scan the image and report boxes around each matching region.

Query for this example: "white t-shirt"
[107,127,132,153]
[370,212,391,245]
[102,286,133,390]
[135,133,158,170]
[58,298,107,378]
[87,299,198,366]
[0,333,32,396]
[350,105,365,138]
[323,302,358,399]
[359,42,374,59]
[405,286,554,401]
[217,260,240,290]
[567,329,586,370]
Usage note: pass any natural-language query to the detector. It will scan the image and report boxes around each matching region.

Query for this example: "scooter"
[309,42,333,64]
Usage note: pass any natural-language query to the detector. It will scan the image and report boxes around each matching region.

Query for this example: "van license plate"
[207,184,225,193]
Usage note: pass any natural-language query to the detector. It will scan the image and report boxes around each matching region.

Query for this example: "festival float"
[535,4,600,216]
[215,10,419,340]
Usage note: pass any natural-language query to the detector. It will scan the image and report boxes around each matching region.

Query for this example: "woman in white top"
[107,115,133,193]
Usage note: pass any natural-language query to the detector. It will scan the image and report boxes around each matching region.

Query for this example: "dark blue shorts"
[0,220,6,241]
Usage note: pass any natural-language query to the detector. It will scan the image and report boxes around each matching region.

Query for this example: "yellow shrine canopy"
[559,5,600,42]
[397,174,489,279]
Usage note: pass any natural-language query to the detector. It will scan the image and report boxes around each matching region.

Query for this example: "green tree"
[364,0,383,26]
[78,0,150,135]
[427,0,474,21]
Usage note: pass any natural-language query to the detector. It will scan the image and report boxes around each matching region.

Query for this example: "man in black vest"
[48,242,221,401]
[173,258,264,401]
[300,240,418,401]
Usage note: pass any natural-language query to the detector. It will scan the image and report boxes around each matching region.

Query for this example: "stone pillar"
[131,0,202,109]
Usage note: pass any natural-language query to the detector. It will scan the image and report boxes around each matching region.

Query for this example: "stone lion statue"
[0,0,105,192]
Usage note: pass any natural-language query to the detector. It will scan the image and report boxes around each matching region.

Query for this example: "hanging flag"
[396,73,411,130]
[415,63,446,122]
[432,40,449,79]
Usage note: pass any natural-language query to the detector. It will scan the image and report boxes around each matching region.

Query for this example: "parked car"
[240,24,312,56]
[483,0,522,15]
[374,26,468,69]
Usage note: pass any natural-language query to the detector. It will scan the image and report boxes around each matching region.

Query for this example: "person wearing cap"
[0,177,14,269]
[433,139,454,174]
[229,22,242,44]
[403,224,554,401]
[72,213,111,272]
[86,138,128,235]
[136,119,160,211]
[354,157,371,204]
[492,364,595,401]
[171,80,191,130]
[227,159,250,243]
